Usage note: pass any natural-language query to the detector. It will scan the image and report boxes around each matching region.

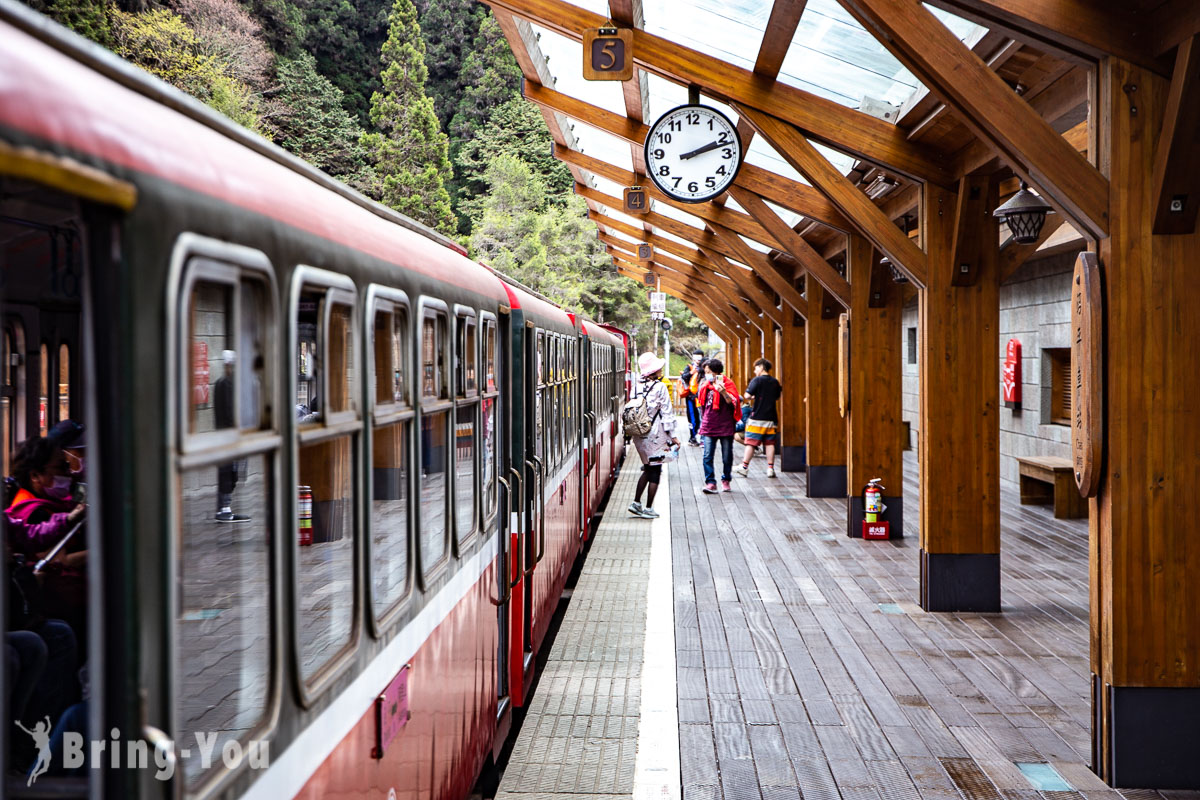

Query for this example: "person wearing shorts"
[734,358,781,479]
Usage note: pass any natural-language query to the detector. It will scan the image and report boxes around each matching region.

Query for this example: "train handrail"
[507,467,524,590]
[490,475,513,607]
[530,455,546,566]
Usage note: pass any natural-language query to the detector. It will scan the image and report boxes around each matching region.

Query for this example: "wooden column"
[806,285,847,497]
[1091,57,1200,790]
[763,323,778,372]
[749,325,765,387]
[780,316,806,472]
[845,234,903,539]
[918,181,1001,612]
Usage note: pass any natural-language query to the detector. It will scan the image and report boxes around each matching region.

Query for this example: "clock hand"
[679,140,724,160]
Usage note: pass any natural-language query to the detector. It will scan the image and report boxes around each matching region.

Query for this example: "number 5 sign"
[583,25,633,81]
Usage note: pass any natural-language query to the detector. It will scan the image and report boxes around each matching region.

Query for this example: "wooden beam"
[755,0,807,79]
[530,89,851,230]
[1151,34,1200,235]
[998,214,1065,282]
[607,0,650,178]
[555,145,789,246]
[948,174,994,286]
[1145,0,1200,59]
[616,263,743,336]
[485,0,957,184]
[839,0,1110,239]
[738,106,929,287]
[922,0,1166,75]
[729,185,852,306]
[699,248,793,325]
[706,223,810,319]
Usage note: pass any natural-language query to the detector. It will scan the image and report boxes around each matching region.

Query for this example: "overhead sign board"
[583,25,633,81]
[649,291,667,314]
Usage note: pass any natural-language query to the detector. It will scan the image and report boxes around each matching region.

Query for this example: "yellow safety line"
[0,139,137,211]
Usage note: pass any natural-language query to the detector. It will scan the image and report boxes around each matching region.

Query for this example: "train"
[0,2,631,797]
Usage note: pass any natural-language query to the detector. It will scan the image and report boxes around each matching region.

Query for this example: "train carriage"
[0,4,626,798]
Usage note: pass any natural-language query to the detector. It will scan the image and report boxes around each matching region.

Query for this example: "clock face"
[644,104,743,203]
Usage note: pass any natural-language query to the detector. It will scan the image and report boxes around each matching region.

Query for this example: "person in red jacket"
[695,358,740,493]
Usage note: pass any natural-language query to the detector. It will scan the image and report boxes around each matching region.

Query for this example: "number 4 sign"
[583,25,633,81]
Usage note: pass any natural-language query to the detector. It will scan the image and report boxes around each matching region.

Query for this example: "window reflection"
[454,405,475,540]
[372,422,409,615]
[420,411,448,569]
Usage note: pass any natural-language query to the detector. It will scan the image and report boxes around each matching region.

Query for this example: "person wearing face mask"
[6,437,86,559]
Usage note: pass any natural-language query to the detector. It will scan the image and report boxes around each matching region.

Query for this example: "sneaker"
[702,483,718,494]
[639,506,660,519]
[733,465,749,477]
[767,467,777,478]
[688,439,701,447]
[721,480,731,492]
[628,501,644,516]
[215,511,250,523]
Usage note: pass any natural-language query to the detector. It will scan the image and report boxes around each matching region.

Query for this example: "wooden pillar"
[780,316,806,472]
[763,323,778,372]
[917,181,1001,612]
[749,325,765,388]
[845,234,903,539]
[1091,57,1200,790]
[806,285,847,497]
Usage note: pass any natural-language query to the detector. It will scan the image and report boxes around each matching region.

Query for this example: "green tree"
[415,0,483,131]
[454,97,572,232]
[110,7,264,133]
[447,13,522,144]
[300,0,392,125]
[25,0,113,44]
[360,0,455,234]
[270,52,378,196]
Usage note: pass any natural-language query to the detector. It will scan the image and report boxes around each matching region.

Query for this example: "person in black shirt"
[733,358,782,478]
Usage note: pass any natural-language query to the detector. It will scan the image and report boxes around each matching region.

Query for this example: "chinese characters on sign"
[1002,339,1021,409]
[649,291,666,314]
[1071,252,1103,497]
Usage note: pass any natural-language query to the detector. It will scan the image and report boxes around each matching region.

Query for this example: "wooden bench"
[1016,455,1087,519]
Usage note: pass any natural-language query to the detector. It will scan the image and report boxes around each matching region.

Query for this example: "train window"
[38,341,48,435]
[482,318,498,518]
[423,310,448,399]
[372,422,409,616]
[368,290,413,625]
[420,410,449,569]
[454,405,475,541]
[58,343,69,423]
[292,277,359,688]
[373,300,409,408]
[535,331,544,464]
[178,454,273,785]
[456,315,477,397]
[485,322,496,393]
[174,242,279,788]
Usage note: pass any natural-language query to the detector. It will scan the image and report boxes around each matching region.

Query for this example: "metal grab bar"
[490,475,512,607]
[529,455,546,566]
[507,466,524,590]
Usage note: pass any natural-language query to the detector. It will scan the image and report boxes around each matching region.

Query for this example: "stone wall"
[900,248,1080,486]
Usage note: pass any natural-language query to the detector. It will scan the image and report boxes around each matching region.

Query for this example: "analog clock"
[644,104,743,203]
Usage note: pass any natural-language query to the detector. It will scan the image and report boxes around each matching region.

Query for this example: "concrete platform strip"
[497,459,681,800]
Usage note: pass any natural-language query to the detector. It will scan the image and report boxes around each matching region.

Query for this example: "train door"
[578,335,590,540]
[2,175,127,798]
[491,311,514,730]
[520,324,541,691]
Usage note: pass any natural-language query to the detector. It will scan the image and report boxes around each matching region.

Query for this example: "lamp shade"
[994,181,1053,244]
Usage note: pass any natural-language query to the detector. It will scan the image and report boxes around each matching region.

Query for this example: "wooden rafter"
[1146,1,1200,59]
[484,0,956,184]
[706,223,810,319]
[737,106,929,287]
[700,248,796,324]
[529,86,851,230]
[556,145,787,247]
[905,37,1023,141]
[728,185,851,306]
[922,0,1168,75]
[603,241,718,292]
[755,0,807,79]
[607,0,650,178]
[1151,34,1200,235]
[837,0,1110,239]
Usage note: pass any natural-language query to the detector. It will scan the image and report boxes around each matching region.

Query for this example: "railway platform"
[497,448,1200,800]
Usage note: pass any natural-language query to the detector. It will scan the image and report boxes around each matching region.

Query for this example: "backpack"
[621,381,659,437]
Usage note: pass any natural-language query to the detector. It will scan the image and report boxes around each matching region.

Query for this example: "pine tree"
[360,0,455,235]
[447,13,522,144]
[415,0,484,131]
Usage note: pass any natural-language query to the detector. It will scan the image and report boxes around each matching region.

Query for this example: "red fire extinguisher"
[298,485,313,546]
[864,478,886,522]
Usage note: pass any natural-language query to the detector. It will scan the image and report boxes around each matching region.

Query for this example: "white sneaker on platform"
[628,501,644,516]
[733,465,749,477]
[767,467,778,478]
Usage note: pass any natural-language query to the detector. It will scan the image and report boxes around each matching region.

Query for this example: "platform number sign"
[583,25,633,81]
[637,243,653,261]
[624,186,649,214]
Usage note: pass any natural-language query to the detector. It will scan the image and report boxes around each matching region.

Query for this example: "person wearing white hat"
[628,352,679,519]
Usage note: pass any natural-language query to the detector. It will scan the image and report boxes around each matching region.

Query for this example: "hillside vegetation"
[24,0,707,353]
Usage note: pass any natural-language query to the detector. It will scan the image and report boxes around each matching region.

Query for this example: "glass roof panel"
[567,119,635,173]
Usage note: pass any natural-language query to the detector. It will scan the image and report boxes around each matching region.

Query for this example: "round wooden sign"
[1071,252,1103,497]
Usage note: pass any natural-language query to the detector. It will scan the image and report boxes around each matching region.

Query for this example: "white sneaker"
[628,501,644,516]
[733,465,749,477]
[639,506,660,519]
[767,467,777,478]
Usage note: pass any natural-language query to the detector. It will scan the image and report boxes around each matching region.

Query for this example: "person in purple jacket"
[6,436,86,560]
[695,358,741,494]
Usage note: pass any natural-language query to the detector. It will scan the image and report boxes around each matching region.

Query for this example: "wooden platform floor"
[669,446,1199,800]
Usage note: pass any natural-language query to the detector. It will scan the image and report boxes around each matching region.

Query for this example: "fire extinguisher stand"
[848,477,903,540]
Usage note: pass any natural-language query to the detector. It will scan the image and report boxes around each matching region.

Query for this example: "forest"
[23,0,707,355]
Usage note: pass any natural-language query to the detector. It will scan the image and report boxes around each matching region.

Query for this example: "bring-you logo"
[15,721,269,784]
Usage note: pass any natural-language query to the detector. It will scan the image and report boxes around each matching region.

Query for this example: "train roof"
[0,2,507,303]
